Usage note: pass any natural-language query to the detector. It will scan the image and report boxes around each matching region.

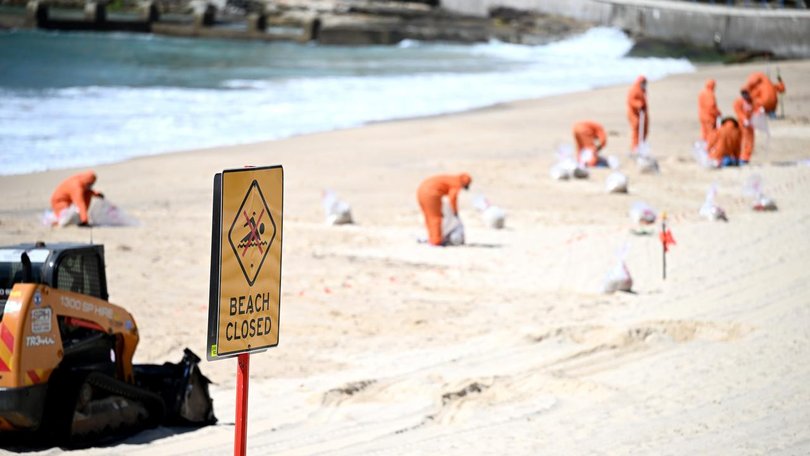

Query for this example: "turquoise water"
[1,30,512,89]
[0,28,694,175]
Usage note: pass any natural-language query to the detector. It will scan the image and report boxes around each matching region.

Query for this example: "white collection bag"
[41,198,138,227]
[605,156,628,193]
[473,195,506,229]
[635,111,659,174]
[550,144,588,180]
[603,245,633,294]
[692,140,719,169]
[743,174,777,211]
[629,201,657,225]
[322,189,353,225]
[441,199,465,246]
[699,184,728,222]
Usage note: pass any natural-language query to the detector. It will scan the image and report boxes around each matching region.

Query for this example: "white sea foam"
[0,27,693,175]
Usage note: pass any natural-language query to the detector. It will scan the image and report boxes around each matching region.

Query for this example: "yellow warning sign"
[207,166,283,360]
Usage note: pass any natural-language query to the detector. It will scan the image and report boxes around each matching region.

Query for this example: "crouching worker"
[745,71,785,117]
[573,120,608,167]
[707,118,741,168]
[417,173,471,246]
[50,170,104,226]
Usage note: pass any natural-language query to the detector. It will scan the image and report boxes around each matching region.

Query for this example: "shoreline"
[0,26,697,177]
[1,59,809,453]
[1,60,699,179]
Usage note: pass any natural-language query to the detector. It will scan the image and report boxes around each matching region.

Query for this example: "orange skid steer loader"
[0,242,215,447]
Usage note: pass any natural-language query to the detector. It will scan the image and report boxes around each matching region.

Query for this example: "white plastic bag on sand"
[473,195,506,229]
[550,160,589,180]
[572,166,589,179]
[753,195,777,211]
[751,110,771,154]
[322,189,353,225]
[629,201,657,225]
[636,144,659,174]
[605,156,628,193]
[603,245,633,294]
[636,154,659,174]
[41,199,137,227]
[743,174,777,211]
[692,140,718,169]
[41,205,80,227]
[751,111,770,136]
[635,111,659,174]
[579,148,595,167]
[550,144,588,180]
[41,210,56,227]
[699,184,728,221]
[606,172,628,193]
[482,206,506,229]
[441,199,465,246]
[88,198,138,226]
[42,198,139,228]
[549,164,571,181]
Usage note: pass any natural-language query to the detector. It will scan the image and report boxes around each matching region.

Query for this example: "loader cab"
[48,245,108,301]
[0,243,108,316]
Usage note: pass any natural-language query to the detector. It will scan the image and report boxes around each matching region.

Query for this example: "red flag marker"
[659,228,676,253]
[660,212,676,279]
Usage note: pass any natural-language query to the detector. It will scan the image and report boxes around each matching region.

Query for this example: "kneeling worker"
[417,173,472,246]
[707,118,741,168]
[50,170,104,226]
[573,120,608,167]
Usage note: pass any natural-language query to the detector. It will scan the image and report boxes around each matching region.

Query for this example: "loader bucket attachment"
[133,348,216,426]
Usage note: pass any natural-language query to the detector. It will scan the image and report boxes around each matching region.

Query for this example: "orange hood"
[459,173,472,189]
[77,170,97,187]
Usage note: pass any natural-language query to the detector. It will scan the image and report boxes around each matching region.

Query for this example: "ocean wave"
[0,27,694,175]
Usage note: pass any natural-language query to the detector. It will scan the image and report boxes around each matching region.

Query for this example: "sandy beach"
[1,59,809,454]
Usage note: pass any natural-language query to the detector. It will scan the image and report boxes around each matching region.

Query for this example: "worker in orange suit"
[417,173,471,246]
[698,79,721,142]
[50,170,104,226]
[626,75,648,152]
[707,118,741,168]
[745,71,785,115]
[572,121,608,167]
[733,90,756,165]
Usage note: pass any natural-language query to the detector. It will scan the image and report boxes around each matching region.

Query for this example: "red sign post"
[235,353,250,456]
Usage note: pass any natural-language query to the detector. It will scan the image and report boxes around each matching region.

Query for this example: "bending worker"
[707,118,741,168]
[50,170,104,226]
[627,75,648,153]
[733,89,756,165]
[745,71,785,115]
[698,79,721,142]
[417,173,471,246]
[572,120,608,167]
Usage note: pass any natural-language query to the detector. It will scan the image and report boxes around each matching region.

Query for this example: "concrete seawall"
[441,0,612,22]
[441,0,810,58]
[10,0,585,46]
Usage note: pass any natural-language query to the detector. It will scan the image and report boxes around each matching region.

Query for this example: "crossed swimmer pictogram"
[239,209,267,256]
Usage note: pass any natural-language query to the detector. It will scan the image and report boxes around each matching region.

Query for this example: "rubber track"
[66,372,166,447]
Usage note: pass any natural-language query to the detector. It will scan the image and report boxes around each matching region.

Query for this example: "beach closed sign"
[207,166,283,361]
